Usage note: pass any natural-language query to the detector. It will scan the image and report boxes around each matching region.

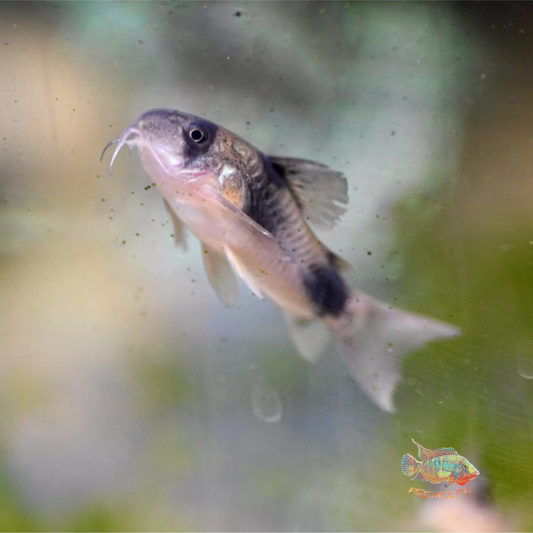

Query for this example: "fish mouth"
[100,127,142,175]
[461,471,480,484]
[101,116,200,181]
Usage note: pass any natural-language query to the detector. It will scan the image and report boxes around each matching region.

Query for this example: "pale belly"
[170,196,316,318]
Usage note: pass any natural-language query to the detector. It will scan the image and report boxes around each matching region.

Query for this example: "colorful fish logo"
[402,439,480,488]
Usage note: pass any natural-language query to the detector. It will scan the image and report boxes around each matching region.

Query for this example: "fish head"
[102,108,220,181]
[102,109,259,189]
[456,457,480,485]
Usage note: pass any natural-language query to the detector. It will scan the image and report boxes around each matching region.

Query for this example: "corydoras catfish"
[102,109,460,412]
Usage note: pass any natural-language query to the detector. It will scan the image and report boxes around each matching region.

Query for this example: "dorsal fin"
[412,439,458,461]
[267,156,348,231]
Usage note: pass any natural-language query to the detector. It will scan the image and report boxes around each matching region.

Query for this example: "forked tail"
[329,291,460,412]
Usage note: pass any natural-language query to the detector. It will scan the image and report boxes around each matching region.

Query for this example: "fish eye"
[462,463,469,471]
[188,126,209,144]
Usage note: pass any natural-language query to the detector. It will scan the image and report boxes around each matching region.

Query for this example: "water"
[1,2,532,531]
[517,353,533,380]
[251,380,283,424]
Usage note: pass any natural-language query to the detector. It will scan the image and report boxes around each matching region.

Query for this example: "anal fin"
[283,313,330,363]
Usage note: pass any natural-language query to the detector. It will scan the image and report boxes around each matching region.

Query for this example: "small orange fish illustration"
[402,439,479,488]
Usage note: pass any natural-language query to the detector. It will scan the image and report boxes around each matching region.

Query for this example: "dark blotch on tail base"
[303,265,348,317]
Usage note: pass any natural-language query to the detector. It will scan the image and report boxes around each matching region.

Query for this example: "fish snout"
[134,109,194,138]
[465,468,480,482]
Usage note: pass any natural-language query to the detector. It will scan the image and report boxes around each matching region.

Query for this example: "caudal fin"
[330,291,460,412]
[401,453,419,477]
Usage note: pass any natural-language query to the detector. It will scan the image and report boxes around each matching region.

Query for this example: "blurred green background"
[0,1,532,531]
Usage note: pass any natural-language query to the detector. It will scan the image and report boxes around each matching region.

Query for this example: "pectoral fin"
[225,247,264,299]
[202,244,238,307]
[207,188,273,240]
[197,186,291,300]
[207,190,275,299]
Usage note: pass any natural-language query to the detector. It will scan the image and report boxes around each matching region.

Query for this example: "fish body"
[103,108,460,412]
[402,439,480,488]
